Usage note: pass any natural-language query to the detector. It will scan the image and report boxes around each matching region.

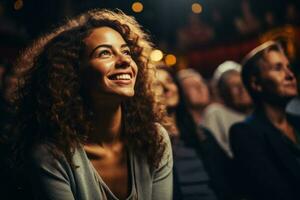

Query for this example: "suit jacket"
[230,110,300,200]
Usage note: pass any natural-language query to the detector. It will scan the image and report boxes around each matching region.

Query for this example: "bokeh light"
[132,2,143,13]
[165,54,177,66]
[14,0,23,10]
[150,49,163,62]
[191,3,202,14]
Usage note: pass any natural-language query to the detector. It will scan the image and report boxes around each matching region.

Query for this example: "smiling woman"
[1,9,173,200]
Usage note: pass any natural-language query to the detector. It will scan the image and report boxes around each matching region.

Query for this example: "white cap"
[212,60,241,83]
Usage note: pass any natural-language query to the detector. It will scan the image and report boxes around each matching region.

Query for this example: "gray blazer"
[30,124,173,200]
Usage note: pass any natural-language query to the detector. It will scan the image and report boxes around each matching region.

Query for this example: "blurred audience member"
[230,41,300,200]
[154,67,236,199]
[153,66,180,139]
[203,61,252,157]
[177,69,210,125]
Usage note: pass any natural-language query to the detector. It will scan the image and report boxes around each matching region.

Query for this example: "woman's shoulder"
[154,123,173,168]
[155,123,170,142]
[229,119,265,149]
[155,123,172,155]
[32,143,54,161]
[31,143,70,171]
[229,113,262,135]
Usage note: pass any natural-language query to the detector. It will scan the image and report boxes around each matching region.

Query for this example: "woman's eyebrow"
[121,44,129,49]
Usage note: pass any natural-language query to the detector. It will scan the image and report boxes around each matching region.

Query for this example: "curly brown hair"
[6,9,168,169]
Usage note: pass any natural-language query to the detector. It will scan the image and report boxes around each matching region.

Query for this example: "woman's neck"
[189,108,203,125]
[263,102,297,143]
[263,102,287,125]
[87,103,123,147]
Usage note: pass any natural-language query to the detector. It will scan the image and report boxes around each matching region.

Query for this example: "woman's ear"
[250,76,262,93]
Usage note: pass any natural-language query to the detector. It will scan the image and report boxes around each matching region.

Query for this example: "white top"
[202,103,247,157]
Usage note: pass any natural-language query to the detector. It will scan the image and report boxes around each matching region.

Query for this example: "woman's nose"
[285,67,295,80]
[115,54,131,68]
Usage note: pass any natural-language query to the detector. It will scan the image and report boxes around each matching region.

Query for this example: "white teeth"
[115,74,131,80]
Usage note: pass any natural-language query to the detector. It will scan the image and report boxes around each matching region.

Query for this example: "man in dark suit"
[230,41,300,200]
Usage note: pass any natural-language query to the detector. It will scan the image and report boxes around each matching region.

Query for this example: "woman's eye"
[122,49,132,56]
[97,50,111,58]
[273,64,283,71]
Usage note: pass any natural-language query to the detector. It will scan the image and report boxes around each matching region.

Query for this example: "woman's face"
[223,72,252,109]
[257,50,297,99]
[154,69,179,108]
[180,75,210,108]
[83,26,138,101]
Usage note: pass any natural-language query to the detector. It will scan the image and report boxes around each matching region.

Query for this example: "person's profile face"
[83,26,138,100]
[153,69,179,108]
[256,50,298,99]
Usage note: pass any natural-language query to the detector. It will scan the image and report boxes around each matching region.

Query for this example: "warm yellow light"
[150,50,163,62]
[165,54,177,66]
[14,0,23,10]
[191,3,202,14]
[132,2,143,13]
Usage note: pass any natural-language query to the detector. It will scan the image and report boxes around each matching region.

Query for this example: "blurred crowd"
[0,1,300,200]
[1,35,300,200]
[152,40,300,199]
